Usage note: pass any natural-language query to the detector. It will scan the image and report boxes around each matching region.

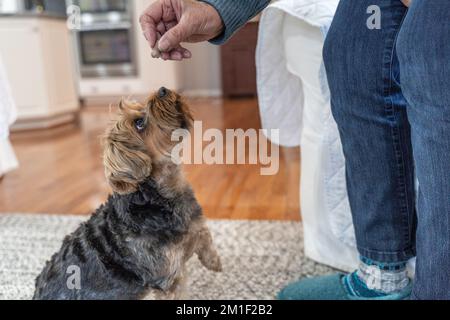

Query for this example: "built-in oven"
[69,0,137,78]
[77,23,136,77]
[78,0,128,14]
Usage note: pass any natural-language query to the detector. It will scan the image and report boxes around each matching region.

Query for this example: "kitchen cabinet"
[0,16,79,130]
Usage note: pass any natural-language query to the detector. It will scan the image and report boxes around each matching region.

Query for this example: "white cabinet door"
[40,20,78,115]
[0,19,48,118]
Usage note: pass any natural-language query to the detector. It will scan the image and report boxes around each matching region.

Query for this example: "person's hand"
[140,0,224,61]
[401,0,411,7]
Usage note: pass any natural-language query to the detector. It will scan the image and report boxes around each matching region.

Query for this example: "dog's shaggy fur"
[33,88,222,300]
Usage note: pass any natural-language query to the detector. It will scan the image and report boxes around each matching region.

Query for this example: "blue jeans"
[323,0,450,299]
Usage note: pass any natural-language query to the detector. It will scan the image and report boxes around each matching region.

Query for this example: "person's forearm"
[199,0,271,44]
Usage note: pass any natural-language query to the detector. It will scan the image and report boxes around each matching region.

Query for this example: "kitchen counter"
[0,12,66,20]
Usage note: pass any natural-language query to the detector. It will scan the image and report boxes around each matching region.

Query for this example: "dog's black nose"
[158,87,168,98]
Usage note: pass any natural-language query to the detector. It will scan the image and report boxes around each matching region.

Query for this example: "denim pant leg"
[323,0,416,262]
[397,1,450,300]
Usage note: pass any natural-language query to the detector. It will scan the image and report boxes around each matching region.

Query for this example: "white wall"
[178,43,222,97]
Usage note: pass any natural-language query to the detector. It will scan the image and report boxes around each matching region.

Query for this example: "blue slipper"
[277,273,412,300]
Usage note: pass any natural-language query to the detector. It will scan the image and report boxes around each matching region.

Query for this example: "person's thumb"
[158,21,189,52]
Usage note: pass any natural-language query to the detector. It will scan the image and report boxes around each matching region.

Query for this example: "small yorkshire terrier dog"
[33,87,222,300]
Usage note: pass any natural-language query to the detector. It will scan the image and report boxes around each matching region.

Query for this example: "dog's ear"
[103,101,152,194]
[103,134,152,194]
[176,98,194,131]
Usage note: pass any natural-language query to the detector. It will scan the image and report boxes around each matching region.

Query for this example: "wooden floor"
[0,98,301,221]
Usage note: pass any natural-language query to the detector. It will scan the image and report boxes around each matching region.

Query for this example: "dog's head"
[103,87,193,194]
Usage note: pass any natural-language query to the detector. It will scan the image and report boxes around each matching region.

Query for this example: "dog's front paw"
[199,251,222,272]
[208,254,222,273]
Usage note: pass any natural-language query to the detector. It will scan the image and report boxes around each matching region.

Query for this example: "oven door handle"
[80,22,132,31]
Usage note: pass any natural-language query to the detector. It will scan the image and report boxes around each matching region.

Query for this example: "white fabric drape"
[0,53,19,175]
[257,0,359,271]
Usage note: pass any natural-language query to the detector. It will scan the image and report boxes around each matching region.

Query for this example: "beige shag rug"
[0,214,333,300]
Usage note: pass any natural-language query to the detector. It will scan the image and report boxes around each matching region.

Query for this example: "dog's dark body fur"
[33,179,203,300]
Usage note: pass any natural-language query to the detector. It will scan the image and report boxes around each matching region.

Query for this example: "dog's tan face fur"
[103,88,193,194]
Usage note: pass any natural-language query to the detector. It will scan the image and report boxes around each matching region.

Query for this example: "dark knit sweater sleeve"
[199,0,271,44]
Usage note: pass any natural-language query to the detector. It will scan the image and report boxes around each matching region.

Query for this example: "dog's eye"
[134,118,146,132]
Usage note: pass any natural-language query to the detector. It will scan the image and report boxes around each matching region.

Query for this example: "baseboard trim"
[180,89,223,98]
[11,112,78,132]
